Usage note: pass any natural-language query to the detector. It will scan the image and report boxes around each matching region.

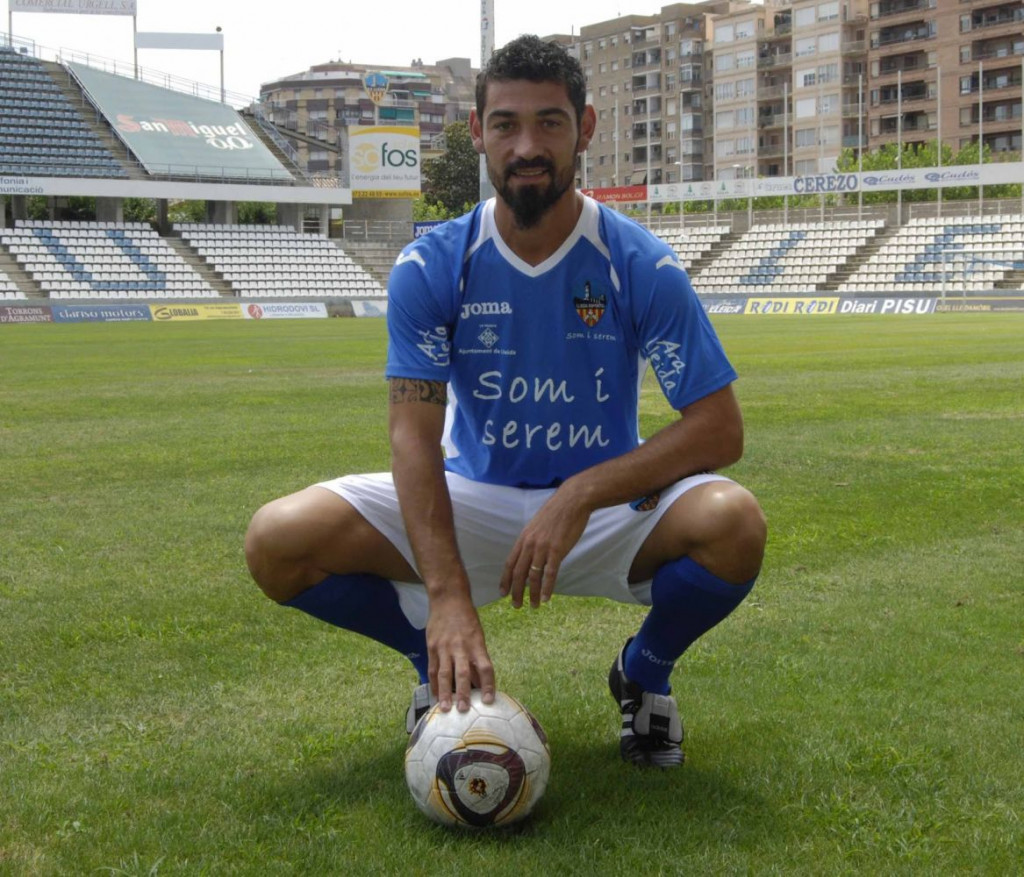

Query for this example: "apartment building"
[867,0,1022,154]
[575,0,1020,189]
[259,58,477,178]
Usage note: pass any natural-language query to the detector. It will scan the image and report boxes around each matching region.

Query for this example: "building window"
[818,1,839,21]
[795,7,816,28]
[715,81,736,100]
[796,37,817,58]
[795,128,817,147]
[818,31,839,53]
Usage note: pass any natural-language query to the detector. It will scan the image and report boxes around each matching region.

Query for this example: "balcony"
[877,84,930,104]
[874,23,934,47]
[879,113,933,134]
[960,70,1023,94]
[758,51,793,69]
[873,0,933,19]
[970,6,1024,31]
[878,51,928,76]
[971,41,1024,62]
[679,64,703,85]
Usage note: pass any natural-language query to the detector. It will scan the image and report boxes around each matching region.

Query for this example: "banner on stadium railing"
[149,303,242,321]
[350,127,421,199]
[0,304,52,324]
[11,0,136,15]
[52,304,152,323]
[636,161,1024,204]
[243,302,327,320]
[697,296,941,316]
[580,185,648,204]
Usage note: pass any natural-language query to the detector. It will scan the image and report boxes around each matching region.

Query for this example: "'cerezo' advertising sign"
[350,127,421,199]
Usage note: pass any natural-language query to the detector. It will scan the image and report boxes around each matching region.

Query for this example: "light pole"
[216,27,224,104]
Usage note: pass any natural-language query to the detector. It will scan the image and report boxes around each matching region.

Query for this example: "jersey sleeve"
[630,248,738,411]
[385,242,457,382]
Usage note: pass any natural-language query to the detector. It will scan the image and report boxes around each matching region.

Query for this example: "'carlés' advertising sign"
[67,62,292,181]
[350,127,421,199]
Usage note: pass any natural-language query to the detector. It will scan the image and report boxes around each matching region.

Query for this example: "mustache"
[504,158,555,180]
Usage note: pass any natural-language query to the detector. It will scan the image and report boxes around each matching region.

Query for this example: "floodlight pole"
[217,27,225,104]
[479,0,495,202]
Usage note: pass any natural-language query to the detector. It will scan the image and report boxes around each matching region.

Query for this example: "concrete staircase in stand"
[336,240,405,291]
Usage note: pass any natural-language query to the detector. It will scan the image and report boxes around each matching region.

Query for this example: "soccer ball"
[404,690,551,828]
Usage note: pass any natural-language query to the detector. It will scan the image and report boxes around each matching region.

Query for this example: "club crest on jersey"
[574,280,606,328]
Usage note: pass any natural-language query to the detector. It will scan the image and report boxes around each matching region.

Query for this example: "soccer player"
[245,35,767,767]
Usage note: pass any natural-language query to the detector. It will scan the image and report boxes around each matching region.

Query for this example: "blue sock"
[283,573,428,683]
[624,556,756,695]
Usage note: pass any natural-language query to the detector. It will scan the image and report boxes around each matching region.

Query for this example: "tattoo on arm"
[389,378,447,406]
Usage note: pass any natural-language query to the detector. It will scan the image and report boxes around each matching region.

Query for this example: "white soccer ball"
[404,690,551,828]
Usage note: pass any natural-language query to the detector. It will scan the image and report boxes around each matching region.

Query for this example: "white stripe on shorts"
[315,470,731,629]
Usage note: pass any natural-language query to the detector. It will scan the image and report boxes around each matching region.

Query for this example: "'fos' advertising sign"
[350,127,421,199]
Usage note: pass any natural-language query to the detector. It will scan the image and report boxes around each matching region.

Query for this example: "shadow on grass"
[248,731,775,856]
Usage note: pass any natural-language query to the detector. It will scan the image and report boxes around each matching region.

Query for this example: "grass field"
[1,314,1022,875]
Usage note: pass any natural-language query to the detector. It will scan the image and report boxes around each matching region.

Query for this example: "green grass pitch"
[1,314,1022,874]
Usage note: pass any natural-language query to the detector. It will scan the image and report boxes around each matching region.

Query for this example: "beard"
[489,156,577,229]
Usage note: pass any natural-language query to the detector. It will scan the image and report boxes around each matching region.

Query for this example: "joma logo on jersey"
[461,301,512,319]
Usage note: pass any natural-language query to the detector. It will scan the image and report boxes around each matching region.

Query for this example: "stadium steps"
[238,109,310,184]
[819,224,897,291]
[163,236,235,297]
[0,250,44,299]
[688,230,743,275]
[40,60,149,181]
[994,267,1024,290]
[336,240,403,290]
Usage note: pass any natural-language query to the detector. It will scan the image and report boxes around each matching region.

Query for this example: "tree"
[238,202,277,224]
[834,140,1021,204]
[419,121,479,218]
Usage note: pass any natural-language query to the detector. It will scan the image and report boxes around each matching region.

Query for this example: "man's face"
[471,80,594,229]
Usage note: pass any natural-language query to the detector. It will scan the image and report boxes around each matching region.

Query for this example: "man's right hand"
[425,592,495,713]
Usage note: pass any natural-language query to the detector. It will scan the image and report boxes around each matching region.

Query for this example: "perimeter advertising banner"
[11,0,136,14]
[643,161,1024,205]
[67,63,292,181]
[149,303,243,321]
[242,302,327,320]
[349,127,421,199]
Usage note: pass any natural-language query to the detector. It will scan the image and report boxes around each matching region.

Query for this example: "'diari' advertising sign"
[350,127,421,199]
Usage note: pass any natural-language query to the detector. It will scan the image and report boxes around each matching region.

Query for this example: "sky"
[3,0,648,102]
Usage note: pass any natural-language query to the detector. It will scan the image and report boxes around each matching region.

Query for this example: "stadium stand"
[657,225,733,270]
[175,224,386,298]
[836,214,1024,294]
[0,267,20,300]
[688,220,886,294]
[0,45,128,179]
[0,221,218,299]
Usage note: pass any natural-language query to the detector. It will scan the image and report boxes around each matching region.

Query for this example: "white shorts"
[315,470,732,628]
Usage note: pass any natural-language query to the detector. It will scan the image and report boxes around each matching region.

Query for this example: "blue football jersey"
[386,196,737,488]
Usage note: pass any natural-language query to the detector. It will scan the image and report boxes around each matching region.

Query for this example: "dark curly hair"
[475,35,587,125]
